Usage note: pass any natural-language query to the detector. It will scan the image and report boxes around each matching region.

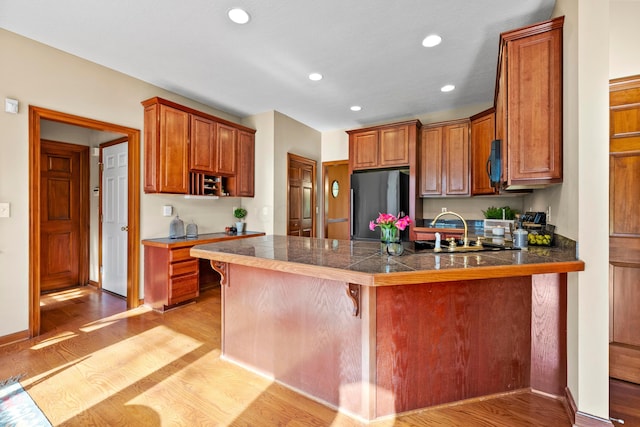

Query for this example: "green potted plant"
[482,206,518,235]
[482,206,518,220]
[234,207,248,233]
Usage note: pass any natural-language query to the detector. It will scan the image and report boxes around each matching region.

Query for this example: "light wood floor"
[0,286,573,426]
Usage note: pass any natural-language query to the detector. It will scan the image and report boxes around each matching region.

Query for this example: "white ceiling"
[1,0,556,131]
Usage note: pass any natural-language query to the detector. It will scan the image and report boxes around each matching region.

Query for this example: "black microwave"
[486,139,501,187]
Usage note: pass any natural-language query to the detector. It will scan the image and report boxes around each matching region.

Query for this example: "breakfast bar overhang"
[191,235,584,422]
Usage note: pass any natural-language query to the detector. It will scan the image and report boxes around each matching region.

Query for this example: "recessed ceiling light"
[441,84,455,92]
[308,73,323,81]
[228,8,250,24]
[422,34,442,48]
[350,106,362,112]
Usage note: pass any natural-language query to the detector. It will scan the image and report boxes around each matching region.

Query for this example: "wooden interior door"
[609,75,640,384]
[288,153,316,237]
[323,161,349,240]
[40,140,89,292]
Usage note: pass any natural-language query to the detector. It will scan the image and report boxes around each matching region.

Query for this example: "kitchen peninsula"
[190,235,584,422]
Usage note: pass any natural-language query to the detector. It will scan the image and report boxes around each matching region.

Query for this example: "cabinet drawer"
[170,247,193,262]
[169,259,198,277]
[169,274,199,305]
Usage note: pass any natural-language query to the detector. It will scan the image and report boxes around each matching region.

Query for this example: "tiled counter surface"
[190,234,584,287]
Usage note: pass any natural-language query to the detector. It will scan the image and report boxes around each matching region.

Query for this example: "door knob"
[121,226,129,231]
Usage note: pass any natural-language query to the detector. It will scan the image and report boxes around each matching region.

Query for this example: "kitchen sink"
[414,239,519,253]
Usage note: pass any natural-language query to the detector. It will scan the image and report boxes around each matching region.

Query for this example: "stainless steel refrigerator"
[350,169,410,241]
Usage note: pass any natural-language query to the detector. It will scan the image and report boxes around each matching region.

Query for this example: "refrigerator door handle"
[350,188,355,237]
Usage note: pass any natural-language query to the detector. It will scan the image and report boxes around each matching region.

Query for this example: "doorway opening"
[29,106,141,337]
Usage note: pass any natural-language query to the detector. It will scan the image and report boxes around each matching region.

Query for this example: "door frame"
[29,106,141,337]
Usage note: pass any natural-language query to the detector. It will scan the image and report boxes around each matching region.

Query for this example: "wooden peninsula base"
[192,236,580,422]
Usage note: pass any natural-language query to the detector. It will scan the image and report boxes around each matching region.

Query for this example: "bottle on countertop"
[186,221,198,238]
[169,215,185,239]
[513,224,528,249]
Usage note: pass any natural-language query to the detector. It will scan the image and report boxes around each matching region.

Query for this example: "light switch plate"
[5,98,18,114]
[0,202,10,218]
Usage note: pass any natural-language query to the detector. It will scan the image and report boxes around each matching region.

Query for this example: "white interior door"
[101,142,128,296]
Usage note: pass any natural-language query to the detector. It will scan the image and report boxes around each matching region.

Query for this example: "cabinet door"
[350,130,379,170]
[143,103,159,193]
[443,122,470,196]
[190,114,216,173]
[236,130,255,197]
[495,55,508,184]
[609,77,640,384]
[471,112,496,195]
[420,127,443,196]
[216,122,237,175]
[159,105,189,193]
[380,125,410,167]
[507,28,562,184]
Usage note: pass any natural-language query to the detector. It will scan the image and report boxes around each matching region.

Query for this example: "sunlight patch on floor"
[79,306,152,333]
[30,331,78,350]
[26,325,203,425]
[128,348,268,424]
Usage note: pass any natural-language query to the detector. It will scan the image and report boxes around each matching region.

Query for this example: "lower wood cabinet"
[142,232,266,311]
[144,245,199,311]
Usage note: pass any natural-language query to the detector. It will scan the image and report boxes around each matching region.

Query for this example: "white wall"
[610,1,640,79]
[273,111,322,236]
[242,111,276,235]
[321,129,349,162]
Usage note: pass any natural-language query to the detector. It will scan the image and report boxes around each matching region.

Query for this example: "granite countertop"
[141,231,265,248]
[190,235,584,287]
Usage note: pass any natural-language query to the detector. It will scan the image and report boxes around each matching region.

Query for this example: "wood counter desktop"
[190,235,584,422]
[141,231,265,311]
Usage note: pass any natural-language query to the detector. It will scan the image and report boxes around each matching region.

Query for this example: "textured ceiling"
[1,0,556,131]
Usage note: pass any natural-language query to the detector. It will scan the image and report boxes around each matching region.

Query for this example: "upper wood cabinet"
[470,108,497,195]
[190,114,217,173]
[142,97,256,196]
[420,119,470,197]
[234,130,255,197]
[348,121,418,171]
[215,123,237,176]
[143,101,190,194]
[495,16,564,188]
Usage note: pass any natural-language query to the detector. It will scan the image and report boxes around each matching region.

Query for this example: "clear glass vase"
[380,227,404,256]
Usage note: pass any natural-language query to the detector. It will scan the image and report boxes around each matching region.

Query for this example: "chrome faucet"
[430,211,470,248]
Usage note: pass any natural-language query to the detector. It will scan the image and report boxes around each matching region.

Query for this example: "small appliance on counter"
[169,215,185,239]
[520,211,546,228]
[186,221,198,238]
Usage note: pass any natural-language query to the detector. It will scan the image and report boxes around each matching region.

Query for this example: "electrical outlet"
[547,206,551,223]
[162,205,173,217]
[441,207,447,213]
[0,202,10,218]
